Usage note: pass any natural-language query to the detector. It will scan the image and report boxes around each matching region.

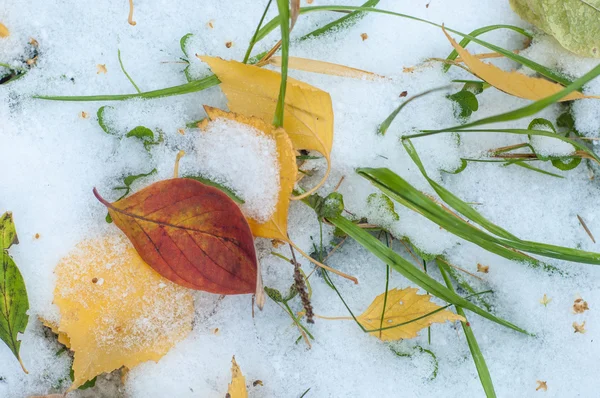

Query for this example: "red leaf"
[93,178,257,295]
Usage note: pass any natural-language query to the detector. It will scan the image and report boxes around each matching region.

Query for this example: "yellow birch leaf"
[54,235,194,390]
[443,27,599,102]
[227,356,248,398]
[202,106,297,242]
[200,56,333,199]
[268,56,383,80]
[357,288,465,341]
[0,23,9,38]
[39,317,71,348]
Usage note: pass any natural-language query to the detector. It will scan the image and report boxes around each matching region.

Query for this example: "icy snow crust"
[2,0,600,396]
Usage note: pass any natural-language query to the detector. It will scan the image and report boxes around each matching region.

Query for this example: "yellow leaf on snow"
[39,317,71,348]
[202,106,297,242]
[357,288,465,341]
[200,56,334,199]
[227,356,248,398]
[443,27,598,102]
[267,56,383,80]
[0,22,9,38]
[54,235,194,390]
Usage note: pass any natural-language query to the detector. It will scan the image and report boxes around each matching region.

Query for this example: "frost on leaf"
[536,380,548,391]
[53,235,194,389]
[357,288,465,341]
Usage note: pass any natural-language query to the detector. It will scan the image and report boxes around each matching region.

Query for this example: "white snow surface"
[2,0,600,397]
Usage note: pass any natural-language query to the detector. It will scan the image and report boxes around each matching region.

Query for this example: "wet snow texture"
[2,0,600,396]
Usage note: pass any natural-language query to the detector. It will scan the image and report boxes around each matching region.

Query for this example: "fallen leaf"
[540,294,551,306]
[29,37,39,47]
[573,298,589,314]
[510,0,600,57]
[225,41,233,48]
[227,356,248,398]
[253,380,264,387]
[268,56,383,80]
[200,56,333,199]
[40,317,70,348]
[93,177,258,294]
[207,20,214,29]
[202,106,297,242]
[0,22,9,38]
[54,235,194,389]
[476,263,489,273]
[357,288,465,341]
[79,111,89,119]
[573,321,586,334]
[443,27,598,101]
[0,212,29,374]
[361,33,368,41]
[536,380,548,391]
[290,0,300,31]
[400,91,408,97]
[96,64,107,74]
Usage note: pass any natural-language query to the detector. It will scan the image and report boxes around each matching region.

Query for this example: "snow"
[189,118,280,223]
[2,0,600,397]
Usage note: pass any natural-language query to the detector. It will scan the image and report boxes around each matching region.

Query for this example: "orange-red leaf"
[93,178,257,294]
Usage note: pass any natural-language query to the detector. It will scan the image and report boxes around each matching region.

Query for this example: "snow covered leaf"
[200,56,333,198]
[0,212,29,373]
[227,356,248,398]
[443,27,598,101]
[357,288,465,341]
[202,106,297,242]
[54,235,194,389]
[0,22,9,38]
[94,178,258,294]
[268,56,382,80]
[510,0,600,58]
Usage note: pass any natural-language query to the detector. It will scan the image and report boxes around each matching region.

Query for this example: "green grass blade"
[326,215,527,334]
[118,49,141,94]
[411,62,600,135]
[438,260,496,398]
[357,167,545,266]
[506,160,565,178]
[402,138,520,241]
[300,0,380,41]
[443,25,533,72]
[256,5,572,85]
[243,0,274,63]
[359,166,600,266]
[35,74,221,101]
[430,129,600,165]
[378,86,451,135]
[273,0,290,127]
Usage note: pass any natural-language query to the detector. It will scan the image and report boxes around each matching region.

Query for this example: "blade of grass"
[443,25,533,72]
[404,139,520,240]
[378,86,452,135]
[36,6,570,102]
[257,5,572,85]
[273,0,290,127]
[118,49,141,94]
[357,167,545,268]
[438,259,497,398]
[34,74,221,101]
[409,62,600,136]
[506,160,564,178]
[325,215,527,333]
[243,0,274,63]
[359,166,600,265]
